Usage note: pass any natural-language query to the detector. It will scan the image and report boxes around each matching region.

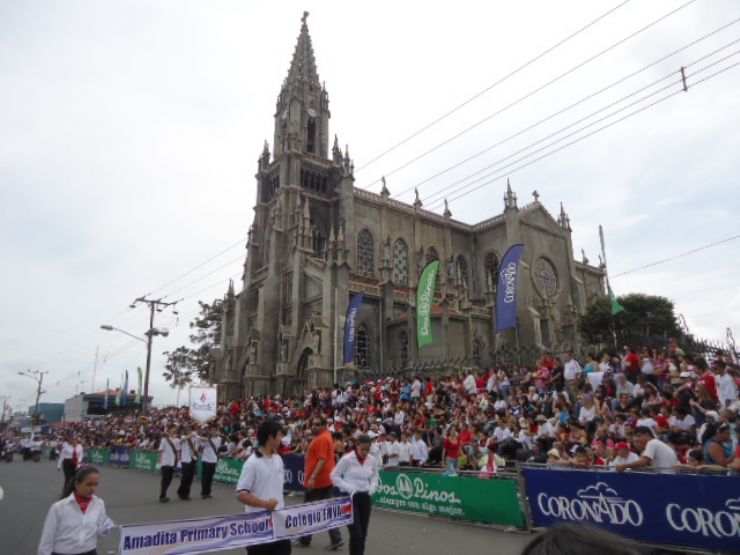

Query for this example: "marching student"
[38,466,116,555]
[235,420,290,555]
[158,425,180,503]
[200,425,221,499]
[57,434,84,499]
[331,434,380,555]
[177,426,200,500]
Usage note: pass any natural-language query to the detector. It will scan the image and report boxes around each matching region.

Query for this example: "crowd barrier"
[78,448,739,552]
[521,465,739,553]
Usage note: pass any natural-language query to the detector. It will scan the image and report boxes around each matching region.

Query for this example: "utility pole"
[91,346,99,392]
[17,370,48,425]
[130,296,178,413]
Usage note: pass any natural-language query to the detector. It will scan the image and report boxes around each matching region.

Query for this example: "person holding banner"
[39,465,116,555]
[331,434,379,555]
[235,420,290,555]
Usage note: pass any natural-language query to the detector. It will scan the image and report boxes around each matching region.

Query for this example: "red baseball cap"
[615,442,630,450]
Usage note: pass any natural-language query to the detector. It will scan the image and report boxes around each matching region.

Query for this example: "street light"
[17,370,48,425]
[100,324,169,412]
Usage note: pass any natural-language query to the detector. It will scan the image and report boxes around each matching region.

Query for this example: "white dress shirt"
[38,494,115,555]
[181,435,200,463]
[200,435,221,464]
[564,360,582,381]
[159,436,180,467]
[331,451,379,495]
[384,441,400,467]
[412,439,428,465]
[57,442,84,469]
[397,441,413,464]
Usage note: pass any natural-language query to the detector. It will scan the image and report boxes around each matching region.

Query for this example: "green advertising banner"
[87,448,110,466]
[416,260,439,348]
[130,450,158,473]
[42,447,52,459]
[197,458,245,484]
[373,470,524,528]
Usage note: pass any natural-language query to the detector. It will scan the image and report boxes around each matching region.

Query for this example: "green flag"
[608,283,625,315]
[136,367,143,404]
[416,260,439,348]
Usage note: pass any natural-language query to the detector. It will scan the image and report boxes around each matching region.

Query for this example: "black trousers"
[201,462,216,496]
[245,539,291,555]
[178,461,195,498]
[347,493,372,555]
[61,458,75,496]
[52,551,97,555]
[160,465,175,499]
[298,486,342,545]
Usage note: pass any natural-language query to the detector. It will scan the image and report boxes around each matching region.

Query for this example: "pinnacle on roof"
[284,11,320,89]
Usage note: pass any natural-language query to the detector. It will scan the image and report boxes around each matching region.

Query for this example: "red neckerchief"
[355,449,367,465]
[74,493,92,513]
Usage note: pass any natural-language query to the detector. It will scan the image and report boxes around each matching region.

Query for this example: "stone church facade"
[211,15,606,400]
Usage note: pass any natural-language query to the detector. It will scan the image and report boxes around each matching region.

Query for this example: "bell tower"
[273,11,330,160]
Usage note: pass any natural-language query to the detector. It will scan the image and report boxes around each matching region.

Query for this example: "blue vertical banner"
[342,293,364,366]
[495,244,524,333]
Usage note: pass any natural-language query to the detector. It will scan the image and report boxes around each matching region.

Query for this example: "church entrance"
[294,348,311,396]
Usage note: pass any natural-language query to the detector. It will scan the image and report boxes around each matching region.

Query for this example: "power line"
[431,56,740,208]
[611,234,740,278]
[354,0,633,173]
[425,42,740,210]
[361,0,699,191]
[394,17,740,201]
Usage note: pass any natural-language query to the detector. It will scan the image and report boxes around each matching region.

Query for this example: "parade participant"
[38,466,116,555]
[297,415,343,550]
[177,427,200,500]
[235,420,290,555]
[331,434,379,555]
[57,434,84,498]
[158,425,180,503]
[200,425,221,499]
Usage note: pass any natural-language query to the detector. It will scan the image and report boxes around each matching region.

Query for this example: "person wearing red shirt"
[442,428,461,476]
[696,363,719,403]
[624,347,641,383]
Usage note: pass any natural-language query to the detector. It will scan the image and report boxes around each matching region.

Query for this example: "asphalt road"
[0,459,534,554]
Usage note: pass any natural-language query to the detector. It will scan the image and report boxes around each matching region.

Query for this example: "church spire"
[504,178,518,210]
[285,12,320,89]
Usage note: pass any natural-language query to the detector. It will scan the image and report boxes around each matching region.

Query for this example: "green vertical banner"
[373,470,524,527]
[416,260,439,348]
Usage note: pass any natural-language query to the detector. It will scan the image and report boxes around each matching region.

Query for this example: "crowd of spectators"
[6,341,739,476]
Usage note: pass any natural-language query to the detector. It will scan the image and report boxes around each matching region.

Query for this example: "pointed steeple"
[504,178,518,210]
[332,134,342,163]
[558,202,572,231]
[285,12,320,89]
[380,176,390,198]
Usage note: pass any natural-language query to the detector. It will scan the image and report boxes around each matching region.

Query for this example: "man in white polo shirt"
[235,420,289,555]
[616,426,678,473]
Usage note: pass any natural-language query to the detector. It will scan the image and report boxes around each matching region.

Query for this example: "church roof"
[283,12,320,90]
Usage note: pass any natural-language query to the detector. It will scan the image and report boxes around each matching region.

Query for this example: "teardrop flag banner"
[495,244,524,333]
[417,260,439,348]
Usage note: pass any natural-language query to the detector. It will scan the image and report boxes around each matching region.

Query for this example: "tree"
[163,299,223,387]
[580,293,681,345]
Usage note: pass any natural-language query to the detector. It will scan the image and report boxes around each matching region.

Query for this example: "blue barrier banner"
[119,497,353,555]
[522,468,740,552]
[282,454,305,492]
[110,446,131,467]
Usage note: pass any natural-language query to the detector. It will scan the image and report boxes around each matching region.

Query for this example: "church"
[211,14,606,399]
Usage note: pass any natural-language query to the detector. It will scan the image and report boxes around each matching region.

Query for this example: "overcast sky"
[2,0,739,410]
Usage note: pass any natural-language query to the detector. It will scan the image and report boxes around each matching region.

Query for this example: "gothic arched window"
[356,229,374,277]
[355,325,369,369]
[473,340,483,368]
[484,252,499,289]
[400,331,409,368]
[393,239,409,285]
[456,255,468,289]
